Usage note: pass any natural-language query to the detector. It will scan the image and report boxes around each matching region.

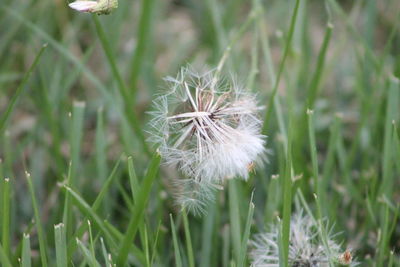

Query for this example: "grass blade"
[66,157,122,256]
[54,223,67,267]
[295,23,334,151]
[377,204,390,266]
[0,243,12,267]
[63,101,86,240]
[182,210,195,267]
[103,221,146,264]
[262,0,301,134]
[150,220,162,266]
[95,108,108,183]
[170,214,182,267]
[257,0,289,147]
[67,158,121,260]
[379,77,399,196]
[70,101,86,186]
[307,110,319,194]
[126,157,148,263]
[238,194,255,267]
[144,225,150,267]
[393,124,400,172]
[281,122,294,267]
[87,220,96,260]
[62,162,73,244]
[100,237,113,267]
[321,115,341,206]
[222,224,230,267]
[116,152,161,266]
[1,178,10,259]
[62,186,116,248]
[0,44,47,135]
[21,233,31,267]
[307,110,324,220]
[200,203,216,267]
[76,238,101,267]
[91,15,150,155]
[127,156,139,202]
[228,179,241,265]
[388,250,394,267]
[129,0,156,97]
[305,23,333,110]
[25,172,48,267]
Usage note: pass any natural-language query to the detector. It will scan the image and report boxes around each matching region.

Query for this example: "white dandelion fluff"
[249,211,357,267]
[148,67,266,184]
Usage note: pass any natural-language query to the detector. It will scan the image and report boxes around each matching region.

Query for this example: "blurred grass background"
[0,0,399,266]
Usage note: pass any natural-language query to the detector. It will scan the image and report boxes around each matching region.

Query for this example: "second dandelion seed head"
[249,211,357,267]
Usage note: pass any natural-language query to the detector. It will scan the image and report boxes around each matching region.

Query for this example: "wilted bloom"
[249,211,357,267]
[68,0,118,15]
[148,67,266,213]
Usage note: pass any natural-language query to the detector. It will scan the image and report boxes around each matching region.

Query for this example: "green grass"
[26,171,48,267]
[21,233,32,267]
[54,223,67,267]
[0,0,399,266]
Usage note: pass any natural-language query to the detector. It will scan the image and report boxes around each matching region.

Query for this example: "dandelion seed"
[68,0,118,15]
[148,67,266,183]
[249,211,358,267]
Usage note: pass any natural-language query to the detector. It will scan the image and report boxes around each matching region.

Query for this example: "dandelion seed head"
[249,211,358,267]
[148,67,267,183]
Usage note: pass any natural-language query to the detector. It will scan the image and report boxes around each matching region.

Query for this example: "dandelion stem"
[92,15,151,156]
[129,0,156,98]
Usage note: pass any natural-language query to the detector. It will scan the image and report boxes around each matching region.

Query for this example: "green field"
[0,0,399,266]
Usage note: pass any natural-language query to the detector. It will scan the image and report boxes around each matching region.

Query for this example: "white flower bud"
[68,0,118,15]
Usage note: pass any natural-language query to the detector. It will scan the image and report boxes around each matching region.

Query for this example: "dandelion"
[68,0,118,15]
[150,68,265,213]
[148,67,266,213]
[149,67,266,182]
[249,211,357,267]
